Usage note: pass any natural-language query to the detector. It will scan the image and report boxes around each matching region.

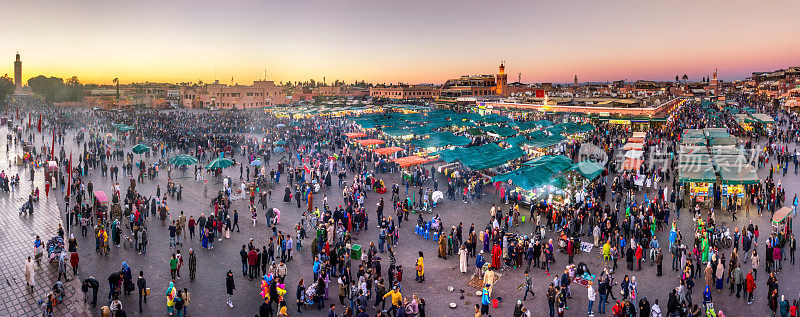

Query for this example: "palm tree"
[682,74,688,83]
[112,78,119,101]
[675,75,679,83]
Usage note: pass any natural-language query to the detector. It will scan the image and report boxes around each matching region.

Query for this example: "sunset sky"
[2,0,799,85]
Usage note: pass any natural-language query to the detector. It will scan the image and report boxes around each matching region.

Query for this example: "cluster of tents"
[490,155,605,191]
[677,129,758,185]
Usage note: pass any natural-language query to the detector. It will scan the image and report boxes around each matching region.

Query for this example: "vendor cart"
[46,161,58,180]
[46,236,64,263]
[772,206,793,237]
[93,191,109,223]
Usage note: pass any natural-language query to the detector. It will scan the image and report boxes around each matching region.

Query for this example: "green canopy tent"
[681,137,707,146]
[466,128,485,136]
[206,157,235,170]
[751,113,775,124]
[409,132,471,149]
[437,143,502,163]
[168,154,199,166]
[490,162,570,191]
[480,125,517,138]
[507,121,540,131]
[708,137,738,147]
[524,133,565,149]
[501,135,530,147]
[678,164,717,183]
[458,146,526,170]
[523,155,574,171]
[717,164,759,184]
[570,160,605,180]
[132,144,151,154]
[471,113,509,124]
[117,125,134,132]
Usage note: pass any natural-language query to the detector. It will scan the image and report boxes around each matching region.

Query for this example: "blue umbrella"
[274,147,287,153]
[251,159,263,166]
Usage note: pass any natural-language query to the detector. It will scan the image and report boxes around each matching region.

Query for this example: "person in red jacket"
[635,244,643,271]
[247,248,258,280]
[746,271,756,304]
[70,251,79,276]
[491,243,502,269]
[566,240,575,264]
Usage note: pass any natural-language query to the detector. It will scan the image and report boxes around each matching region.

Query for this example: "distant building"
[179,80,288,109]
[83,82,180,109]
[440,62,508,100]
[369,85,439,100]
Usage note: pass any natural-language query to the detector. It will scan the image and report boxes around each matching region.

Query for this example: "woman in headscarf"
[121,262,133,295]
[411,251,424,283]
[715,260,724,291]
[166,281,176,315]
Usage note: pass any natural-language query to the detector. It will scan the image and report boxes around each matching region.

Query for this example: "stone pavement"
[0,126,89,317]
[7,122,800,317]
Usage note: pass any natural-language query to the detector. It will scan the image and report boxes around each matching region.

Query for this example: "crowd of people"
[10,92,800,317]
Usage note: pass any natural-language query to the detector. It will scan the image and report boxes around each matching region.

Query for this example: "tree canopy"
[27,75,84,103]
[0,75,14,107]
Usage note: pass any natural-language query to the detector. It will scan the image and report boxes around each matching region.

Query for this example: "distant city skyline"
[2,0,799,85]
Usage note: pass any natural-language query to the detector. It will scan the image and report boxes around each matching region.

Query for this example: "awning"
[524,155,574,172]
[751,113,775,124]
[678,164,717,183]
[392,156,430,168]
[773,207,793,223]
[624,150,644,159]
[623,143,644,151]
[344,132,368,139]
[627,137,645,143]
[570,160,604,180]
[717,164,758,184]
[458,146,526,170]
[409,132,471,148]
[356,139,385,146]
[374,147,404,156]
[93,191,108,203]
[621,158,644,170]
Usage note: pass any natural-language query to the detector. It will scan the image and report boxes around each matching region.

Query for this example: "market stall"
[772,206,793,236]
[392,156,430,168]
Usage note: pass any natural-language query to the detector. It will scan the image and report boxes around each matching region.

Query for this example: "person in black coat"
[137,271,147,313]
[226,271,235,307]
[82,277,100,307]
[259,297,273,317]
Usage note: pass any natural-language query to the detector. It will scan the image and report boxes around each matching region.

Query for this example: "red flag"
[28,114,31,127]
[66,152,72,198]
[50,127,56,158]
[37,114,42,133]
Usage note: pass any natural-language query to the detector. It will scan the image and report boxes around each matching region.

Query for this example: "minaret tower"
[495,61,508,96]
[14,52,22,87]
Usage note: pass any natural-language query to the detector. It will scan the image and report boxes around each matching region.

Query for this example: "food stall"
[93,191,109,222]
[772,206,793,237]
